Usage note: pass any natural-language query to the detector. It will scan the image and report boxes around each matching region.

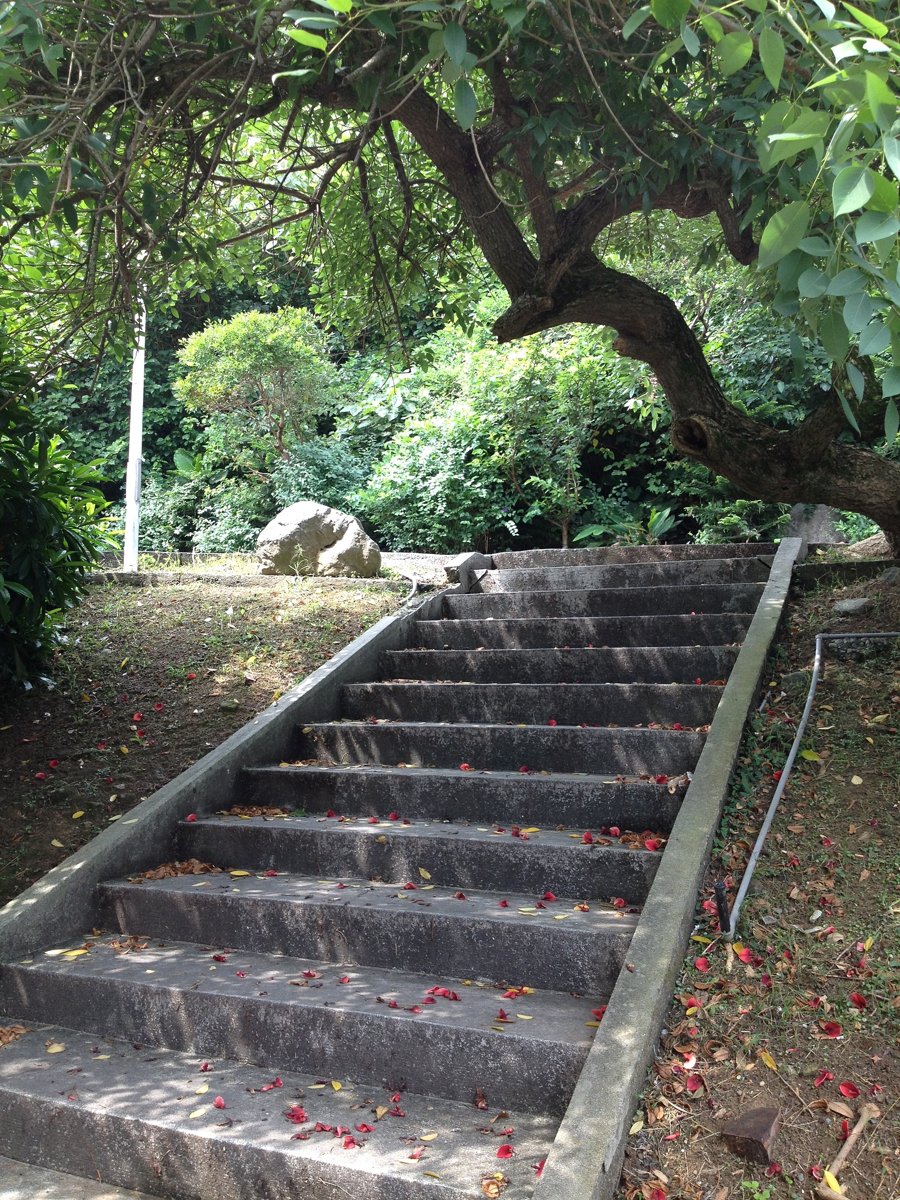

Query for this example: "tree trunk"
[491,261,900,549]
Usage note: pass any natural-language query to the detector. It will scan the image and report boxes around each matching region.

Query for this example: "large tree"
[1,0,898,545]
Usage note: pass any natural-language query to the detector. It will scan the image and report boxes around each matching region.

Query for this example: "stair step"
[0,1022,556,1198]
[490,543,777,568]
[342,682,719,726]
[244,764,685,831]
[384,645,737,683]
[442,582,765,619]
[478,556,771,592]
[100,872,637,994]
[0,1157,153,1200]
[178,815,662,904]
[412,613,750,650]
[291,721,706,776]
[0,942,596,1115]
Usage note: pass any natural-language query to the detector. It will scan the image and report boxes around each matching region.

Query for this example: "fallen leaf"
[418,867,431,880]
[46,1042,66,1054]
[823,1169,843,1193]
[759,1049,778,1071]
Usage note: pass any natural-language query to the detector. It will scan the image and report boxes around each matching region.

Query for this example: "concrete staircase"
[0,544,777,1199]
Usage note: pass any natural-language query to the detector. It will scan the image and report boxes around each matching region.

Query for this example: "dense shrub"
[1,345,110,681]
[271,440,369,513]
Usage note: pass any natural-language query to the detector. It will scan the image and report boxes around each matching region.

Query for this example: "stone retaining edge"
[0,559,482,962]
[536,537,806,1200]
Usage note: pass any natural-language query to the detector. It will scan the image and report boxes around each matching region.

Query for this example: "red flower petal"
[821,836,834,847]
[496,1144,515,1159]
[132,712,143,722]
[813,1069,834,1088]
[212,953,228,963]
[542,891,556,902]
[581,831,594,844]
[264,869,278,878]
[459,763,473,771]
[496,1009,512,1022]
[849,992,867,1010]
[153,702,164,712]
[185,813,197,822]
[454,891,467,900]
[532,1159,546,1177]
[388,811,400,821]
[655,774,668,784]
[498,899,509,908]
[355,1123,374,1133]
[48,759,60,768]
[838,1080,860,1098]
[764,1163,782,1178]
[403,882,417,890]
[213,1096,226,1109]
[339,975,351,984]
[314,1122,332,1133]
[546,719,557,726]
[518,765,531,774]
[685,1074,704,1093]
[591,1005,607,1021]
[34,772,47,781]
[609,826,621,837]
[820,1021,843,1038]
[611,897,626,908]
[199,1062,211,1072]
[694,957,711,973]
[809,1164,824,1180]
[644,838,662,851]
[186,672,196,680]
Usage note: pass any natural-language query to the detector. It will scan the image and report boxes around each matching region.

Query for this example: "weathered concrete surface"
[342,681,721,726]
[0,1024,555,1199]
[385,645,738,684]
[1,940,593,1115]
[294,721,705,776]
[0,1159,153,1200]
[412,613,751,649]
[243,765,685,831]
[0,579,462,962]
[479,555,771,593]
[490,543,777,568]
[444,582,764,619]
[178,816,661,903]
[535,538,804,1200]
[101,873,637,993]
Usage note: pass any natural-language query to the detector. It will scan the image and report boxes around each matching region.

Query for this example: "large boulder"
[256,502,381,577]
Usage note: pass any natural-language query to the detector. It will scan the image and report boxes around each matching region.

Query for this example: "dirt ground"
[0,556,897,1200]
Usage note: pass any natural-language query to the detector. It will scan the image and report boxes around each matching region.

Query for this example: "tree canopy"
[1,0,898,543]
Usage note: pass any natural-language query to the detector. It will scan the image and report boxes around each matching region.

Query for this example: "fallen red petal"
[838,1080,860,1098]
[496,1144,515,1159]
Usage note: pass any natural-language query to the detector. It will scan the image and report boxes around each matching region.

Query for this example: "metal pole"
[123,299,147,572]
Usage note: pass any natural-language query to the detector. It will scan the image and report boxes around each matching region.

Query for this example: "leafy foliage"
[174,308,339,456]
[0,342,110,681]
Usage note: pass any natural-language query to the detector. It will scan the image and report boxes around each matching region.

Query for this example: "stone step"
[0,941,595,1116]
[243,765,686,831]
[342,682,718,727]
[0,1157,153,1200]
[442,582,764,619]
[478,556,771,593]
[292,721,706,776]
[412,613,750,650]
[384,645,737,684]
[0,1022,556,1198]
[489,543,777,568]
[178,815,661,905]
[100,872,637,995]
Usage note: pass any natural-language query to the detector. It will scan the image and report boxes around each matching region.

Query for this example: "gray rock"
[879,566,900,586]
[779,670,810,691]
[832,597,872,615]
[256,502,381,577]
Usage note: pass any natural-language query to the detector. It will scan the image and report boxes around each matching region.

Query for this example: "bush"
[0,346,110,681]
[271,440,369,513]
[191,481,273,552]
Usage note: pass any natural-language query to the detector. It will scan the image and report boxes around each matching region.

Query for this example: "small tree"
[173,309,338,458]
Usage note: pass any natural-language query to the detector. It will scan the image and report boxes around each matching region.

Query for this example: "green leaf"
[758,26,785,91]
[842,3,888,38]
[650,0,689,30]
[883,367,900,400]
[622,5,652,38]
[503,6,527,34]
[285,12,339,30]
[838,390,860,433]
[843,292,875,334]
[884,136,900,181]
[61,199,78,233]
[271,66,321,82]
[453,78,477,130]
[366,10,396,36]
[757,201,810,270]
[443,23,467,66]
[799,235,833,256]
[864,171,898,215]
[854,211,900,243]
[680,18,699,56]
[284,27,328,50]
[714,31,753,76]
[832,165,876,216]
[864,70,896,131]
[798,267,829,298]
[859,319,890,356]
[820,308,850,360]
[826,267,866,296]
[13,168,34,200]
[885,397,900,442]
[846,361,865,401]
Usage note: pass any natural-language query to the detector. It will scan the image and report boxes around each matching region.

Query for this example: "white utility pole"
[123,299,147,571]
